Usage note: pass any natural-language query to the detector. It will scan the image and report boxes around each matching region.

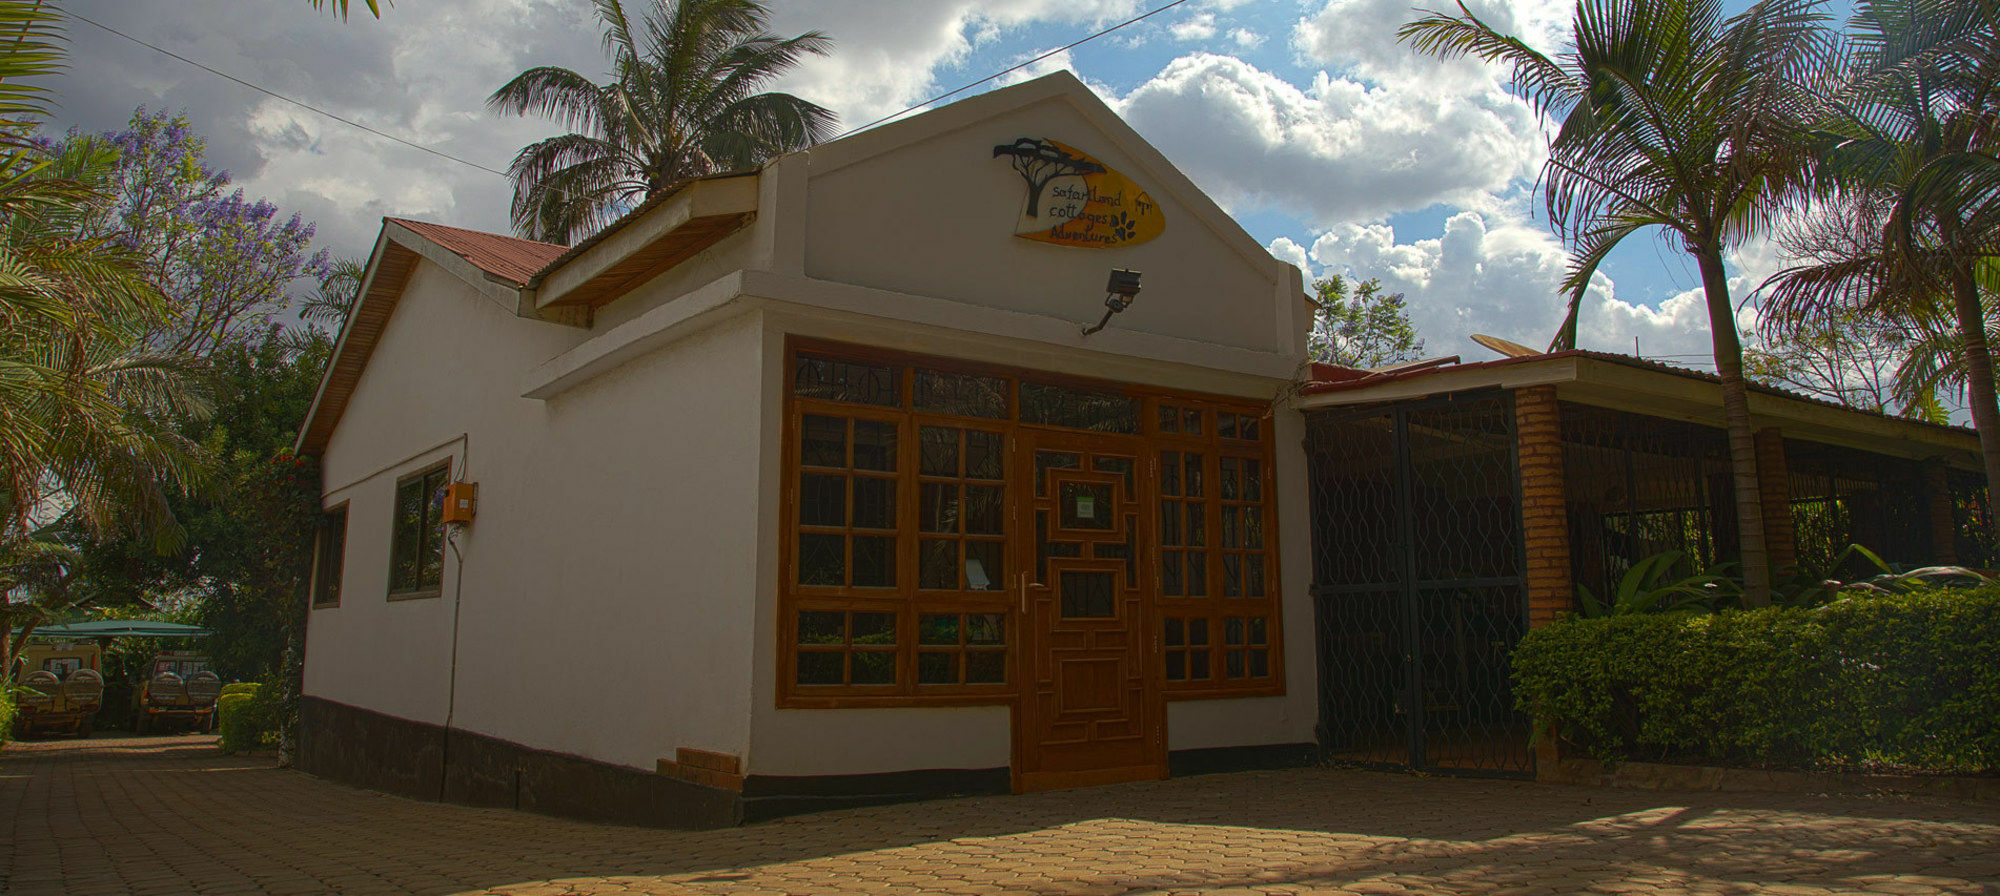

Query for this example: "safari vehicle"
[12,666,106,738]
[13,640,102,681]
[136,652,221,734]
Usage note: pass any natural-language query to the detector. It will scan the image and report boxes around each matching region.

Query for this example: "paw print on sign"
[1110,212,1135,242]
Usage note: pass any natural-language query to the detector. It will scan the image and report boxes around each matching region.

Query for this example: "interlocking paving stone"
[4,735,1999,895]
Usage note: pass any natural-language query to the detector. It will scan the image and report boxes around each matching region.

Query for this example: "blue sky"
[48,0,1845,366]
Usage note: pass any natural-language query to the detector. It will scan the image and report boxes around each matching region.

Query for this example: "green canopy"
[30,620,211,640]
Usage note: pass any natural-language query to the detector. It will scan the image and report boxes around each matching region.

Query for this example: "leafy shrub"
[0,686,16,749]
[217,682,277,754]
[1514,587,2000,772]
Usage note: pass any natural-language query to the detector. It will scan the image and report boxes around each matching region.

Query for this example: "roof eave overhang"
[530,173,759,311]
[1296,354,1982,468]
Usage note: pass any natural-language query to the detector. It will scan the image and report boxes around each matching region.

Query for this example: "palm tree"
[0,0,212,571]
[489,0,834,243]
[1762,0,2000,535]
[1400,0,1835,605]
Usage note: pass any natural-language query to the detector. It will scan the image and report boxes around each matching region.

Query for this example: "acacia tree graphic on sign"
[994,138,1104,217]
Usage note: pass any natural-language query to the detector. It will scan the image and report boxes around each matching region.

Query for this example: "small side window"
[389,464,450,598]
[312,506,348,608]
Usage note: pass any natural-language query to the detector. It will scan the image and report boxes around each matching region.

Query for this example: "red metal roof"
[387,218,568,286]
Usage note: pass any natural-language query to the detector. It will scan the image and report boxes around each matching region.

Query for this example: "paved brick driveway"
[3,735,1997,896]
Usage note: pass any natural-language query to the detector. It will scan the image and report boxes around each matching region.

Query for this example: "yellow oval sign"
[994,138,1166,249]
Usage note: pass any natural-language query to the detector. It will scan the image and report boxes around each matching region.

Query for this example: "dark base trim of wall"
[299,697,1321,827]
[742,766,1012,822]
[1170,742,1320,777]
[298,696,743,829]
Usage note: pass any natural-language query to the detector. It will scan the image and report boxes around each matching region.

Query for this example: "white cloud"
[1229,28,1265,49]
[1171,13,1218,42]
[1112,53,1544,226]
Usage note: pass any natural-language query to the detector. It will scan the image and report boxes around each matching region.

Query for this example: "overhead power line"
[71,2,1197,204]
[70,12,512,178]
[834,0,1195,139]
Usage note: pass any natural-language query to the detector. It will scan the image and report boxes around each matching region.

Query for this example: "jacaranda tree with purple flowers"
[47,108,331,357]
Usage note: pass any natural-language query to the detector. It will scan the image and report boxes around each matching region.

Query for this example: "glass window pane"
[1160,501,1182,546]
[919,539,957,590]
[1246,508,1264,549]
[850,536,896,587]
[798,611,845,645]
[1190,617,1210,645]
[1244,459,1262,497]
[852,477,896,529]
[1249,616,1268,644]
[914,370,1008,418]
[919,614,960,645]
[1225,617,1246,645]
[1189,649,1210,679]
[850,612,897,644]
[796,651,843,685]
[1223,553,1242,597]
[851,651,896,685]
[1158,405,1179,433]
[964,540,1002,591]
[918,651,957,685]
[1219,413,1239,439]
[1019,382,1138,434]
[1186,552,1207,596]
[1184,453,1204,498]
[919,426,959,477]
[919,482,959,534]
[1059,570,1116,618]
[1240,417,1261,440]
[1183,408,1202,434]
[1250,649,1270,678]
[1161,451,1181,496]
[800,474,847,527]
[967,613,1005,645]
[1226,650,1246,678]
[1165,652,1186,681]
[798,534,844,586]
[963,485,1003,536]
[795,356,899,406]
[391,479,422,591]
[1221,506,1241,549]
[965,431,1004,480]
[1094,456,1135,493]
[1161,552,1182,596]
[1247,557,1266,597]
[852,421,898,471]
[801,415,847,467]
[966,650,1006,684]
[1034,451,1080,495]
[1164,616,1185,647]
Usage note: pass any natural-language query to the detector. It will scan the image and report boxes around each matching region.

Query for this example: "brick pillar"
[1515,386,1571,629]
[1754,427,1797,573]
[1925,463,1958,565]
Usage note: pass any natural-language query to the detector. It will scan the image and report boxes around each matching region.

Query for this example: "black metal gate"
[1306,392,1533,777]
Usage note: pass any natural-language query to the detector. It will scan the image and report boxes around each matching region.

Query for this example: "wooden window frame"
[778,338,1283,708]
[388,461,451,601]
[311,503,349,609]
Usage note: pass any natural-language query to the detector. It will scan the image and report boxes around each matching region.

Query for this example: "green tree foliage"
[1401,0,1836,605]
[1745,305,1945,420]
[69,333,330,682]
[0,2,214,678]
[307,0,385,20]
[1307,275,1425,368]
[489,0,834,242]
[1762,0,2000,530]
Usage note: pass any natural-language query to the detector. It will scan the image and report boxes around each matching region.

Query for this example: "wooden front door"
[1012,432,1166,792]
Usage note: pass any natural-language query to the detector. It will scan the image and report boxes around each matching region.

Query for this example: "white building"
[296,72,1319,826]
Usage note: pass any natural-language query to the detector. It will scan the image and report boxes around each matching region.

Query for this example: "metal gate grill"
[1307,393,1533,777]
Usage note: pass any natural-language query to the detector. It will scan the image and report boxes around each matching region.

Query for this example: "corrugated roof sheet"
[387,218,569,286]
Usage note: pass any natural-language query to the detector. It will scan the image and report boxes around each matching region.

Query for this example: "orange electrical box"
[441,482,477,524]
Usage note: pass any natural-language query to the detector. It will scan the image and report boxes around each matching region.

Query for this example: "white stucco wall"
[305,259,766,772]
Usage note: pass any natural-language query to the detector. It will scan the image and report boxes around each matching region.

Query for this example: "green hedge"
[217,683,277,754]
[0,686,16,749]
[1513,587,2000,772]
